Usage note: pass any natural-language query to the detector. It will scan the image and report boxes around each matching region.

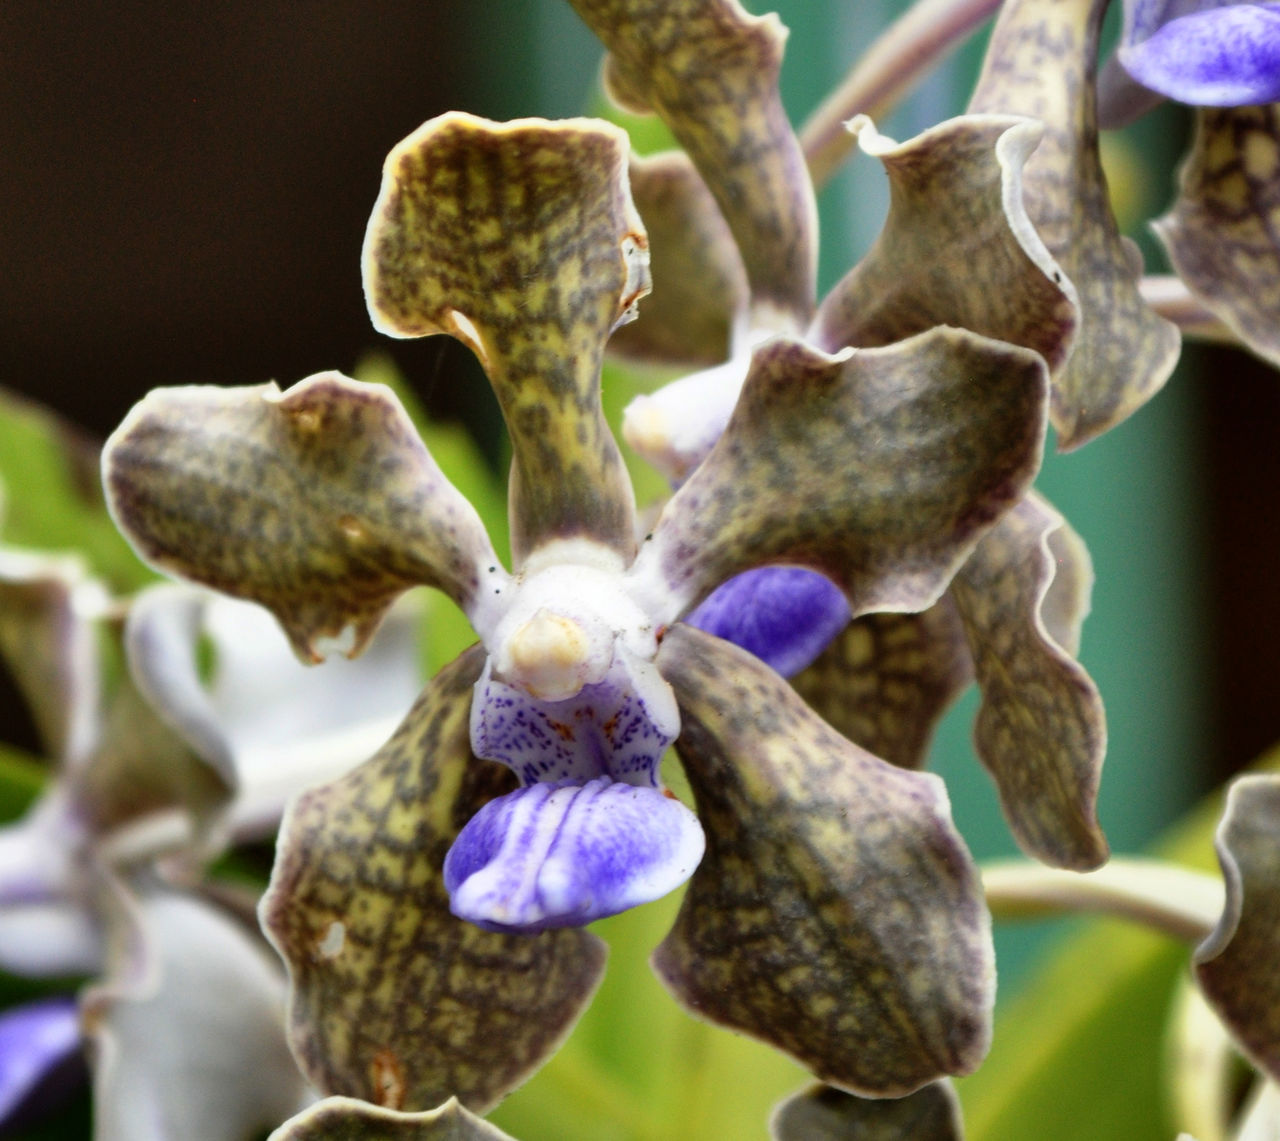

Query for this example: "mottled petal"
[0,997,82,1127]
[629,329,1048,626]
[104,372,500,662]
[363,113,644,562]
[655,626,994,1096]
[608,151,748,366]
[949,493,1108,870]
[790,605,973,772]
[269,1096,519,1141]
[1156,105,1280,366]
[571,0,816,328]
[470,654,677,785]
[770,1080,962,1141]
[1194,774,1280,1081]
[444,777,704,932]
[685,567,850,678]
[0,547,103,764]
[1120,2,1280,105]
[261,647,606,1113]
[812,114,1077,375]
[85,890,309,1141]
[970,0,1181,448]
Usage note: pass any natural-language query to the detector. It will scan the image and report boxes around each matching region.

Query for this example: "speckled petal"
[444,777,703,932]
[269,1096,520,1141]
[812,114,1077,373]
[969,0,1181,449]
[84,887,309,1141]
[949,493,1108,870]
[608,151,748,366]
[1156,104,1280,367]
[790,604,973,772]
[655,625,994,1096]
[685,567,850,678]
[1194,774,1280,1081]
[628,329,1048,626]
[470,654,677,786]
[0,548,102,764]
[770,1080,963,1141]
[260,647,606,1113]
[104,372,500,663]
[363,113,644,563]
[571,0,816,328]
[1120,2,1280,106]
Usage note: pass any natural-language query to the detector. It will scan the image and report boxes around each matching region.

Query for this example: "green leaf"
[0,391,152,593]
[957,756,1257,1141]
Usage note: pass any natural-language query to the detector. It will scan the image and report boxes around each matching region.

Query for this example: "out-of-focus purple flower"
[1119,0,1280,105]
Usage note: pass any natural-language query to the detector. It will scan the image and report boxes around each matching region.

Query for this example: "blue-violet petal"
[444,778,705,932]
[0,996,81,1126]
[1121,2,1280,105]
[686,567,850,677]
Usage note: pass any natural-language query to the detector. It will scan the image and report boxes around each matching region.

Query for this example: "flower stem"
[982,857,1224,943]
[800,0,1003,189]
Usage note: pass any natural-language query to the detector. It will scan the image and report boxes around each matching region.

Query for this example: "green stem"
[982,857,1223,943]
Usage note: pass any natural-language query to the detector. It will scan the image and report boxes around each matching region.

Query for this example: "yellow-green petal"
[628,329,1048,626]
[655,625,994,1096]
[363,113,645,563]
[1157,104,1280,368]
[949,492,1108,870]
[260,647,607,1114]
[812,114,1077,373]
[571,0,816,329]
[104,372,500,664]
[790,605,973,772]
[1195,774,1280,1081]
[969,0,1180,449]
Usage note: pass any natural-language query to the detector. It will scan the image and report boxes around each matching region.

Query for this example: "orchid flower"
[1086,0,1280,371]
[574,0,1122,870]
[0,544,422,1139]
[102,97,1053,1108]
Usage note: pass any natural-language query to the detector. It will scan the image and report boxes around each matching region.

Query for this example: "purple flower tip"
[0,996,83,1127]
[443,778,705,932]
[686,566,850,677]
[1121,2,1280,105]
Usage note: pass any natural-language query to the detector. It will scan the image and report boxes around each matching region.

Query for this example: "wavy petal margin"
[260,647,606,1113]
[104,372,500,663]
[607,150,748,366]
[969,0,1180,448]
[629,329,1047,625]
[571,0,816,328]
[770,1080,962,1141]
[791,604,973,772]
[1195,774,1280,1082]
[655,626,994,1096]
[812,114,1077,374]
[269,1096,519,1141]
[1156,104,1280,367]
[949,492,1108,870]
[363,113,645,562]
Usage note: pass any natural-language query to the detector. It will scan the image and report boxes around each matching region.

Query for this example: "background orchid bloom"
[0,544,422,1140]
[103,106,1053,1112]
